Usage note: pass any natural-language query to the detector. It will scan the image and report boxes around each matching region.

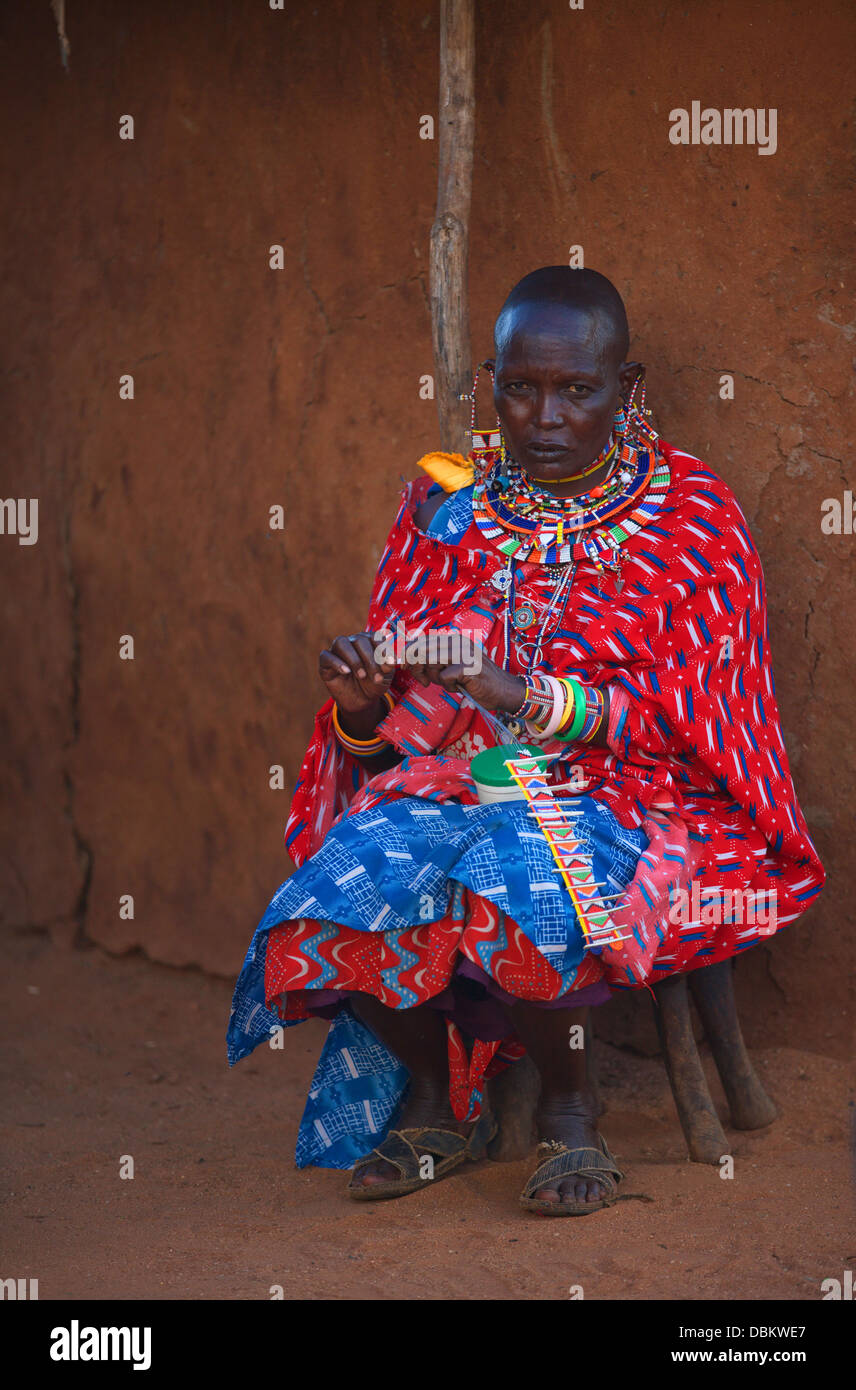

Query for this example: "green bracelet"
[554,678,587,742]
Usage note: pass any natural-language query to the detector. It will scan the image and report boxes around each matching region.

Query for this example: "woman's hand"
[319,632,396,740]
[407,640,525,715]
[319,628,526,731]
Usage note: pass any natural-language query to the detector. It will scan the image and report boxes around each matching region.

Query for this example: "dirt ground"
[2,930,852,1302]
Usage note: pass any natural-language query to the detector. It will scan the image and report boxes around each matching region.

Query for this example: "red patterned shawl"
[283,442,825,987]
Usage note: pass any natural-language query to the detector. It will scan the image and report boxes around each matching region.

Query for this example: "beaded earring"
[624,368,659,448]
[459,361,506,482]
[496,437,511,489]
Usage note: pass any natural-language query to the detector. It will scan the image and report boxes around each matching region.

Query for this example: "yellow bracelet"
[556,679,577,734]
[331,690,395,748]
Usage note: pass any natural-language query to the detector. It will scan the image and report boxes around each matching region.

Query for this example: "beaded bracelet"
[518,675,583,740]
[332,690,395,758]
[578,685,606,742]
[511,673,553,722]
[525,675,566,739]
[517,675,607,745]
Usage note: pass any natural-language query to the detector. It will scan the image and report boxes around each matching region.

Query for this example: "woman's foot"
[532,1093,607,1207]
[348,1084,474,1189]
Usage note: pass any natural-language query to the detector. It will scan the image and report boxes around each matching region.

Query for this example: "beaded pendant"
[512,603,536,630]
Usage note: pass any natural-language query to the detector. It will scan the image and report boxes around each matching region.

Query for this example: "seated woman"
[227,266,824,1216]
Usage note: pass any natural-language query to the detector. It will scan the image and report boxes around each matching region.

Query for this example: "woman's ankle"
[402,1078,459,1124]
[537,1086,599,1123]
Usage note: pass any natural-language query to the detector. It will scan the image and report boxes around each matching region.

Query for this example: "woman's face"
[491,303,631,491]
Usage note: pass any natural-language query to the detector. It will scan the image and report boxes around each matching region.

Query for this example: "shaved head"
[494,266,630,368]
[487,266,640,493]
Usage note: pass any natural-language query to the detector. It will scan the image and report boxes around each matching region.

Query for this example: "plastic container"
[470,744,550,805]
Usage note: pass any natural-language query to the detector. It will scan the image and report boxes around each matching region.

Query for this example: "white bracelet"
[524,674,565,739]
[542,675,567,736]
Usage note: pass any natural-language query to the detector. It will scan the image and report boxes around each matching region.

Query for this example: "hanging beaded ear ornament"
[459,361,509,484]
[622,367,660,450]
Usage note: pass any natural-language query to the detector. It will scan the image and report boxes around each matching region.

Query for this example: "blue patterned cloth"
[423,481,477,544]
[226,793,647,1169]
[295,1010,410,1169]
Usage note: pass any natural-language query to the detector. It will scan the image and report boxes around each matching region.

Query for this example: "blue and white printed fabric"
[423,481,477,544]
[226,793,647,1168]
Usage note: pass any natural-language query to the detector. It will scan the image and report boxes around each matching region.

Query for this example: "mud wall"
[1,0,852,1052]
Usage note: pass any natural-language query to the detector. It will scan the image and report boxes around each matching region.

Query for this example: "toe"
[534,1184,561,1204]
[352,1160,396,1187]
[551,1177,605,1206]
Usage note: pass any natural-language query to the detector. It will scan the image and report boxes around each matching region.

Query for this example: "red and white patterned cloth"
[282,441,825,991]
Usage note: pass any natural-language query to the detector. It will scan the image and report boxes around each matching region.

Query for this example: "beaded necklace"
[474,435,670,570]
[485,434,671,685]
[505,562,575,672]
[497,441,626,523]
[549,434,618,483]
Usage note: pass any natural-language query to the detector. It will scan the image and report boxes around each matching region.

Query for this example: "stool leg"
[485,1052,540,1162]
[688,960,777,1130]
[653,973,729,1164]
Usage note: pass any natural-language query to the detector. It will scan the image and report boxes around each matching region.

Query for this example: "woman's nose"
[533,391,564,428]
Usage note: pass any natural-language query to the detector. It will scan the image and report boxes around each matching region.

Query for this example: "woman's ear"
[618,360,643,399]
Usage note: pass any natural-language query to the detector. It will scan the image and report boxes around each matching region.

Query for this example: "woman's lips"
[527,442,571,459]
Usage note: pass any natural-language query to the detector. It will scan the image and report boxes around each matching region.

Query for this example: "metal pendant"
[491,566,513,593]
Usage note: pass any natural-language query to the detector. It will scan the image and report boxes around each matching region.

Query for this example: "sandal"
[347,1109,497,1202]
[519,1133,624,1217]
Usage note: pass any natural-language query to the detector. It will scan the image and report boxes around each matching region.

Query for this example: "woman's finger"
[433,663,466,691]
[329,633,369,678]
[351,633,391,687]
[319,648,355,685]
[369,631,398,676]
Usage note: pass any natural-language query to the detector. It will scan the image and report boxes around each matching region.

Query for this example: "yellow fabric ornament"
[415,451,475,493]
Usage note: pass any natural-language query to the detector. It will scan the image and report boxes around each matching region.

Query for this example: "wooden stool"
[487,958,777,1164]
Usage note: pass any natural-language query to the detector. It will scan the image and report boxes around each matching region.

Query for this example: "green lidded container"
[470,744,549,802]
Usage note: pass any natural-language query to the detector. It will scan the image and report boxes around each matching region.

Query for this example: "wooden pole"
[430,0,475,455]
[653,973,729,1164]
